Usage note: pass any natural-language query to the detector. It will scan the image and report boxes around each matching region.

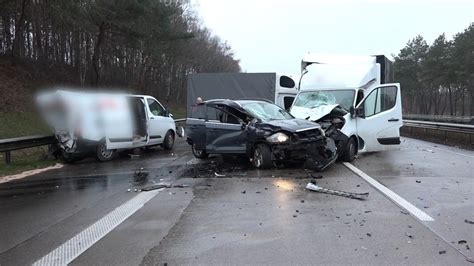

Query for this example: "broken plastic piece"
[215,172,226,177]
[306,182,369,200]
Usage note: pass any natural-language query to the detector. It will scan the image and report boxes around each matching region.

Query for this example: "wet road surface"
[0,137,473,265]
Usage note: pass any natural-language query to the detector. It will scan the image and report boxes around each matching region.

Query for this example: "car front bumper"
[271,137,338,171]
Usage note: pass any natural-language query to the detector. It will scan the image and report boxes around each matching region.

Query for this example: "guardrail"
[403,114,474,125]
[0,135,56,164]
[403,119,474,145]
[0,119,188,165]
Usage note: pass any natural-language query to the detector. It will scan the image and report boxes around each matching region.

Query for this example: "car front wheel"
[253,144,272,169]
[192,144,208,159]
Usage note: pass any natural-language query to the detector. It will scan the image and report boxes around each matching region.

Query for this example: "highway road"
[0,137,473,265]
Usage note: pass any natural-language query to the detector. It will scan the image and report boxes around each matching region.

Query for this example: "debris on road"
[458,240,467,245]
[465,219,474,225]
[173,184,190,188]
[438,250,446,255]
[306,181,369,200]
[215,172,226,177]
[141,182,172,191]
[134,168,149,179]
[416,180,421,184]
[129,154,141,160]
[310,174,324,179]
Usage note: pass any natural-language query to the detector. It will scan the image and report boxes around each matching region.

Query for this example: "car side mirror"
[240,121,246,130]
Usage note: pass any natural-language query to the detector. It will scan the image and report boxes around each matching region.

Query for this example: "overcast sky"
[193,0,473,74]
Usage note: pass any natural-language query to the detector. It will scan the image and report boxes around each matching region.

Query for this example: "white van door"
[355,83,403,152]
[101,95,134,150]
[145,97,169,145]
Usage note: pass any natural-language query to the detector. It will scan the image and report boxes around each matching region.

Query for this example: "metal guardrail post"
[5,151,11,165]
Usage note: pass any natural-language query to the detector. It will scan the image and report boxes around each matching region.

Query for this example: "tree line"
[0,0,241,104]
[394,23,474,117]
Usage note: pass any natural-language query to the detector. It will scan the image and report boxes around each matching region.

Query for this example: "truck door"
[101,95,134,150]
[205,105,247,153]
[355,84,402,152]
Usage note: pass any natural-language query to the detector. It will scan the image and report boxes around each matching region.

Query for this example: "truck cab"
[290,54,403,160]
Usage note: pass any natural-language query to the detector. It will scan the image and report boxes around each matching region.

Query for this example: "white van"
[37,90,177,162]
[290,53,403,161]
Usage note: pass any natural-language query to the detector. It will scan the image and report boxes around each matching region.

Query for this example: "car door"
[355,83,403,152]
[146,97,169,145]
[205,105,247,154]
[186,104,206,150]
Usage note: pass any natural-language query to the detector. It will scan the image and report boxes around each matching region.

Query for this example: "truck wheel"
[163,130,175,150]
[253,144,272,169]
[96,142,115,162]
[341,137,357,162]
[192,144,208,159]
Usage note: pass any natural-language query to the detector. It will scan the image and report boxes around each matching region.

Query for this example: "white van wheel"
[163,131,175,150]
[96,142,115,162]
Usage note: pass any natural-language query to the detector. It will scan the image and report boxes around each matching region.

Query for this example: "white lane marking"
[344,162,434,222]
[33,190,162,266]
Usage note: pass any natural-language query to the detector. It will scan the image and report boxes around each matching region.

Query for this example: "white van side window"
[363,86,397,117]
[147,99,165,116]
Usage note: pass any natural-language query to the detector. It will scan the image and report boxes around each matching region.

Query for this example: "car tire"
[253,144,272,169]
[96,142,115,162]
[163,130,175,150]
[192,144,208,159]
[341,137,357,162]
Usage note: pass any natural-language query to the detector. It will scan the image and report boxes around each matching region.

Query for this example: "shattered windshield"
[240,101,293,122]
[293,90,355,111]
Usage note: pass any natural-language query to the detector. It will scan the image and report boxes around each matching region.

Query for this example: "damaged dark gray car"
[186,99,337,170]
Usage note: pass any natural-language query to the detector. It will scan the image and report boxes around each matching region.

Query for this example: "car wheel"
[163,130,175,150]
[341,137,357,162]
[192,144,208,159]
[96,142,115,162]
[253,144,272,169]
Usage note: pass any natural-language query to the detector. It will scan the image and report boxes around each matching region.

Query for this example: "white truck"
[290,53,403,162]
[37,90,178,162]
[186,73,298,113]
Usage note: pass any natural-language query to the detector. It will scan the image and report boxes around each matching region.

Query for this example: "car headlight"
[266,132,289,143]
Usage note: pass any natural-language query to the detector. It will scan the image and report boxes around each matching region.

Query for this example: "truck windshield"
[293,90,355,111]
[240,101,294,122]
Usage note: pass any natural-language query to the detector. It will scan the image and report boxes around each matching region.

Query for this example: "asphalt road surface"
[0,137,473,265]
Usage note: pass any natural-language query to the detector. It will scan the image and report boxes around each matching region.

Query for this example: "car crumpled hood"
[290,104,340,122]
[260,118,321,133]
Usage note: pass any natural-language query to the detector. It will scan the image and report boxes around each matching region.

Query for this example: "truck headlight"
[266,132,289,143]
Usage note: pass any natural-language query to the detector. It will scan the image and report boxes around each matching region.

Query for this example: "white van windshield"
[293,90,355,111]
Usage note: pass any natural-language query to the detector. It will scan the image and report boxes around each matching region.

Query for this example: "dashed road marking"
[33,189,162,266]
[344,162,434,222]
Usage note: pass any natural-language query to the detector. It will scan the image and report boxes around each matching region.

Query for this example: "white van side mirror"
[350,106,364,118]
